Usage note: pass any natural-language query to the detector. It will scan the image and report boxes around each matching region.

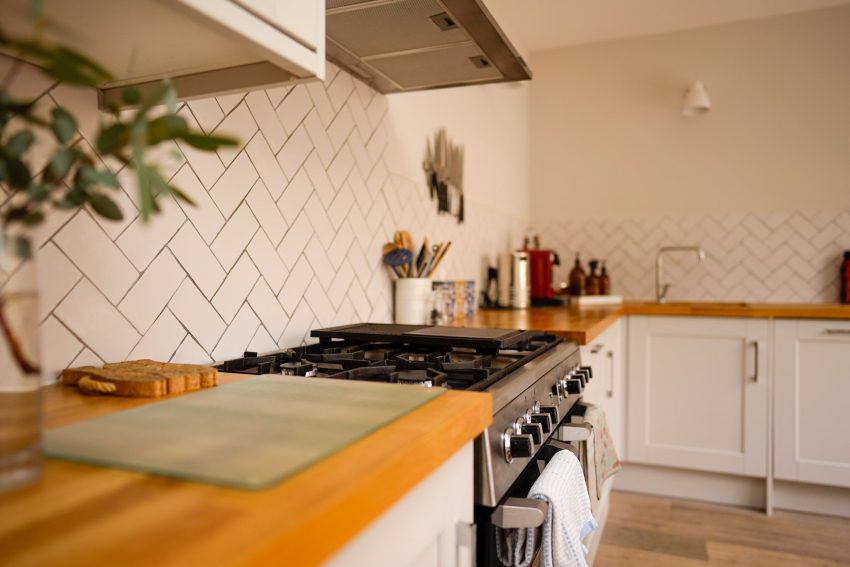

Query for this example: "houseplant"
[0,3,236,491]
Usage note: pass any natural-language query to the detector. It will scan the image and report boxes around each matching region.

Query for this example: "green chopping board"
[45,375,443,490]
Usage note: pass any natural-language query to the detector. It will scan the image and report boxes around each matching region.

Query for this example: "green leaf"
[64,185,88,206]
[167,184,196,208]
[88,192,123,221]
[6,157,31,189]
[5,130,34,158]
[121,86,141,106]
[96,123,127,154]
[40,46,113,87]
[162,79,177,114]
[23,210,44,226]
[51,106,78,143]
[48,147,76,180]
[178,133,237,151]
[80,166,119,188]
[13,236,32,260]
[27,182,48,202]
[146,114,188,145]
[28,0,43,19]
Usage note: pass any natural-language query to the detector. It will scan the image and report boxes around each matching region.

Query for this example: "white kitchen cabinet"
[3,0,325,105]
[324,442,474,567]
[579,319,625,458]
[627,316,769,477]
[774,319,850,488]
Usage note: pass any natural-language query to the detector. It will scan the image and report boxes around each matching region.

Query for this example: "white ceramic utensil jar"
[394,278,433,324]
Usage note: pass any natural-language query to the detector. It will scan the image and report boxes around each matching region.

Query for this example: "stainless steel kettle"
[497,251,530,309]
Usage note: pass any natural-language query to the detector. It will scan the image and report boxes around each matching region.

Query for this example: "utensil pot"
[394,278,433,324]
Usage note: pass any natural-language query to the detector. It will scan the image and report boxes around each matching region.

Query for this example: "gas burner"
[391,368,447,388]
[304,350,364,363]
[395,348,449,365]
[281,361,316,376]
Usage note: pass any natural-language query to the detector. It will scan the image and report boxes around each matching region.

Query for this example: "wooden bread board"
[61,359,217,398]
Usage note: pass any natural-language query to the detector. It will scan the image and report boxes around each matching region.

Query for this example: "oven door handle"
[491,497,548,529]
[559,422,593,442]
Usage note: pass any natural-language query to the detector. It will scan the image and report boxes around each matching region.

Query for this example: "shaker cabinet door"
[774,319,850,488]
[580,319,625,458]
[627,316,769,477]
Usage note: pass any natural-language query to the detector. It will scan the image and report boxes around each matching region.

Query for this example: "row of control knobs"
[503,365,593,463]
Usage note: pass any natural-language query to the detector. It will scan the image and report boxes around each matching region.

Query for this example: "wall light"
[682,81,711,116]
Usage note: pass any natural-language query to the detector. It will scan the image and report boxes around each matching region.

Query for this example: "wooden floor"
[596,491,850,566]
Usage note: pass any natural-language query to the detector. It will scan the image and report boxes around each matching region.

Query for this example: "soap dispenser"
[568,253,586,296]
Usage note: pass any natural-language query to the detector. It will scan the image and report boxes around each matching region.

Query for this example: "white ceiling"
[486,0,850,53]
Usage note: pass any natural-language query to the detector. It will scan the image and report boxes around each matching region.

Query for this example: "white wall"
[529,4,850,222]
[529,5,850,302]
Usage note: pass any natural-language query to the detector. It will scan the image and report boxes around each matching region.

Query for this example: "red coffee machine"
[524,236,560,302]
[527,249,555,299]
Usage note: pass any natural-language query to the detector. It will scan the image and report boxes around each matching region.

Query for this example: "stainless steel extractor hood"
[326,0,531,93]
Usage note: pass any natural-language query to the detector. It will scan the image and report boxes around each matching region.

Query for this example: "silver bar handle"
[751,340,759,383]
[491,497,547,529]
[825,329,850,335]
[559,422,592,442]
[606,351,614,398]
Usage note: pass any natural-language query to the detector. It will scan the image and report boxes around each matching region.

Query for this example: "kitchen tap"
[655,246,706,303]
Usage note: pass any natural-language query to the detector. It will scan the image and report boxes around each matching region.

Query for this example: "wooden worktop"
[456,302,850,344]
[0,373,492,566]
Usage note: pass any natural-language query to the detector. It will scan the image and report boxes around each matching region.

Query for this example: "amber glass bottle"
[600,261,610,295]
[585,259,601,296]
[568,253,586,296]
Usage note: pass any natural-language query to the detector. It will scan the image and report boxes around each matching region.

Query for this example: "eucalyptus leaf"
[167,184,196,207]
[147,114,188,145]
[6,157,31,189]
[96,123,127,153]
[22,209,44,226]
[27,182,48,202]
[48,147,76,179]
[163,80,177,114]
[122,86,141,106]
[5,130,34,158]
[80,166,119,188]
[88,192,123,220]
[13,236,31,259]
[51,106,77,143]
[41,46,113,86]
[28,0,43,19]
[179,133,237,151]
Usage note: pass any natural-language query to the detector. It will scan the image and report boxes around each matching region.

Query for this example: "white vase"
[0,242,42,493]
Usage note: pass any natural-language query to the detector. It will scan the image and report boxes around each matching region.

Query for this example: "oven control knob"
[539,405,560,425]
[579,365,593,381]
[574,368,589,386]
[529,413,552,434]
[521,422,543,444]
[502,429,534,462]
[563,378,582,394]
[510,434,535,459]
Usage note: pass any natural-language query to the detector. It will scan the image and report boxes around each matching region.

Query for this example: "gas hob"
[215,323,563,392]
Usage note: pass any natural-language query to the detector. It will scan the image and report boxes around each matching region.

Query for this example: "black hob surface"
[215,323,562,391]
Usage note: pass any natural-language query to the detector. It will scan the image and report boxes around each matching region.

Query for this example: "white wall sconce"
[682,81,711,116]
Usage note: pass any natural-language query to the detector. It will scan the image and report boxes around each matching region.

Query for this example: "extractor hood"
[326,0,531,93]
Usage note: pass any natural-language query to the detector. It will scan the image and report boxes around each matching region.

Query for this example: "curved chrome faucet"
[655,246,706,303]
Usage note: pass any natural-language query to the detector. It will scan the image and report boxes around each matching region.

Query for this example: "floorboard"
[595,491,850,566]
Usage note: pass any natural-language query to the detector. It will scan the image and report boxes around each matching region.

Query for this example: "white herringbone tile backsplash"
[541,211,850,303]
[0,59,524,379]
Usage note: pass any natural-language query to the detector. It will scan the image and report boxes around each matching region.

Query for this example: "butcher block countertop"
[0,373,492,566]
[455,302,850,345]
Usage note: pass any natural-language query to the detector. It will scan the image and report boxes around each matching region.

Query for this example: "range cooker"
[216,323,593,566]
